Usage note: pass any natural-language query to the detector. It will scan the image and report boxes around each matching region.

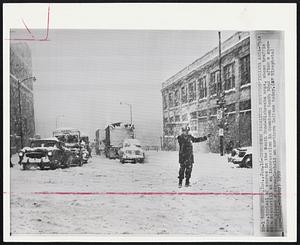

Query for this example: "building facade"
[10,43,35,153]
[161,32,251,152]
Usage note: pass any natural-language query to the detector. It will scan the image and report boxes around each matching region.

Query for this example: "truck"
[95,129,104,155]
[104,122,134,159]
[52,127,84,166]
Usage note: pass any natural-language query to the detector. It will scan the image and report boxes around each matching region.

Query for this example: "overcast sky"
[12,29,236,145]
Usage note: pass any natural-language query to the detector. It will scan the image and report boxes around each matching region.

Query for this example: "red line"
[5,5,50,42]
[4,191,282,196]
[21,18,35,39]
[44,5,50,40]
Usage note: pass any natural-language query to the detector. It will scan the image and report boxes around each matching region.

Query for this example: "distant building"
[161,32,251,152]
[10,43,35,153]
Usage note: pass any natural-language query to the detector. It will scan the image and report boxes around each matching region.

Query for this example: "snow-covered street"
[10,151,253,235]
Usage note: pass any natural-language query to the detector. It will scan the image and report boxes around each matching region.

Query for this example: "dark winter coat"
[177,134,207,164]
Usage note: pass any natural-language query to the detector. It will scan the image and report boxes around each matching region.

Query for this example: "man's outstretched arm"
[191,134,211,143]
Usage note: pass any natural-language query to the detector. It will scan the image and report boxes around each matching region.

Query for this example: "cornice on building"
[162,31,250,91]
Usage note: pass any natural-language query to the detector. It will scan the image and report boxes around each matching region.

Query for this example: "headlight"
[47,151,53,156]
[18,152,24,157]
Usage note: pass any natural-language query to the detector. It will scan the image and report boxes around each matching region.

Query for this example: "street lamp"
[56,115,64,128]
[18,76,36,148]
[120,102,133,125]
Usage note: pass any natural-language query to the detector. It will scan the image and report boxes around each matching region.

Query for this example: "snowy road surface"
[10,151,253,235]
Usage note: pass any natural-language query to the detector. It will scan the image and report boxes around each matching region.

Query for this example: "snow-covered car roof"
[31,137,60,142]
[105,122,134,129]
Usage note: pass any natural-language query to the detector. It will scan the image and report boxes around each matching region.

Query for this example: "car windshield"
[31,141,57,148]
[66,135,79,143]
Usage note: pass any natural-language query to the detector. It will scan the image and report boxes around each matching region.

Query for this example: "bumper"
[121,155,144,161]
[20,156,51,165]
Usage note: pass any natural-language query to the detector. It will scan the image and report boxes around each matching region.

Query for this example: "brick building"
[161,32,251,152]
[10,43,35,153]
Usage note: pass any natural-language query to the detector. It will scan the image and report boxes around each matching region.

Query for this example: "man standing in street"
[177,125,211,188]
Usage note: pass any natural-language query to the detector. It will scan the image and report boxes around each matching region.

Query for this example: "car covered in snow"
[18,138,74,170]
[228,147,252,168]
[118,139,145,163]
[53,128,84,166]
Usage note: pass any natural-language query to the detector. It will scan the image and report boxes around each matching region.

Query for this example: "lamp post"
[18,76,36,148]
[56,115,64,128]
[120,102,133,125]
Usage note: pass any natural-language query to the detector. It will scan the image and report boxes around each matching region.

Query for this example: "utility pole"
[18,82,23,149]
[217,31,225,156]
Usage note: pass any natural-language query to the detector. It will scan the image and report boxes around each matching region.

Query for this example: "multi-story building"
[161,32,251,152]
[10,42,35,153]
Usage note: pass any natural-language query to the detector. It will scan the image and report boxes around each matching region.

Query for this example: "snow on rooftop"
[105,122,134,129]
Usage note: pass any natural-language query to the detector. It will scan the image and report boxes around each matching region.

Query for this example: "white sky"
[12,29,236,145]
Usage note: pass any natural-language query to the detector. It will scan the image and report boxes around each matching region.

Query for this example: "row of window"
[163,55,250,109]
[164,100,251,123]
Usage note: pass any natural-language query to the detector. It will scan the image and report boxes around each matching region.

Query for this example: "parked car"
[118,139,145,163]
[18,138,74,170]
[228,147,252,168]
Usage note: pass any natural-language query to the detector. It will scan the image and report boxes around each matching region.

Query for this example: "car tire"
[39,164,45,170]
[22,163,29,170]
[50,163,57,170]
[64,155,72,168]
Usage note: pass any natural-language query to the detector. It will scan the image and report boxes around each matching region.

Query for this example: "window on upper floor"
[174,89,180,107]
[224,63,235,90]
[210,70,220,96]
[182,113,188,122]
[198,109,207,118]
[168,92,174,108]
[163,93,168,109]
[198,76,207,99]
[190,111,197,120]
[181,85,187,104]
[240,55,250,85]
[188,81,196,102]
[239,99,251,111]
